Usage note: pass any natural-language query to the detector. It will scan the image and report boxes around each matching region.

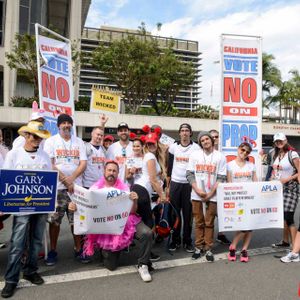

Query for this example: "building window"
[19,0,46,35]
[0,0,5,46]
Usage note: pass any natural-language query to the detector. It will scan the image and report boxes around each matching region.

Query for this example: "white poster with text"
[217,181,284,231]
[72,185,132,235]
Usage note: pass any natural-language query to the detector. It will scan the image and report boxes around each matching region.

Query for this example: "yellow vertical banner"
[90,86,120,114]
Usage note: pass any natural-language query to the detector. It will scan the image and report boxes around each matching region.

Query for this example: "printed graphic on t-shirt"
[55,148,80,164]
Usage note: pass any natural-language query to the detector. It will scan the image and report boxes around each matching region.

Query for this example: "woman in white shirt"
[132,132,167,229]
[227,142,257,263]
[125,137,144,187]
[270,133,299,249]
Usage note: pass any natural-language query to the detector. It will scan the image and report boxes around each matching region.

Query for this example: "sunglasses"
[212,135,219,139]
[240,148,251,155]
[121,147,126,157]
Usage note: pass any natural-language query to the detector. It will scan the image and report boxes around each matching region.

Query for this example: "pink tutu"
[84,214,141,255]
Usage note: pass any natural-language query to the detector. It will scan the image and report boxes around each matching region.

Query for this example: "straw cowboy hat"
[18,121,51,139]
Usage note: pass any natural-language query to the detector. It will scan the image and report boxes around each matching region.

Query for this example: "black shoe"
[271,241,290,248]
[150,252,160,262]
[205,250,214,262]
[192,248,203,260]
[23,272,44,285]
[1,283,17,298]
[168,241,180,252]
[216,234,231,245]
[183,244,195,253]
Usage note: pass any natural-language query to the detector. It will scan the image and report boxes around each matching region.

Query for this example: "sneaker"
[280,252,300,263]
[228,247,236,261]
[271,241,290,248]
[205,250,214,262]
[23,272,44,285]
[74,249,91,264]
[150,252,160,262]
[1,283,17,298]
[184,244,195,253]
[138,264,152,282]
[216,234,231,245]
[240,250,249,262]
[45,250,57,266]
[192,248,202,260]
[168,241,180,252]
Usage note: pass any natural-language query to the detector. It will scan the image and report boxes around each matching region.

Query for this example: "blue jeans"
[5,214,47,284]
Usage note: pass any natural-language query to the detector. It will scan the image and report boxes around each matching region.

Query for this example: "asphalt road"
[0,206,299,300]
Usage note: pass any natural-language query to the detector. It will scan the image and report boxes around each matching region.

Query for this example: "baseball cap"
[273,132,286,142]
[117,122,129,130]
[104,135,115,142]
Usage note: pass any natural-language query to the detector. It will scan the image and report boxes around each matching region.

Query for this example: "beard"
[105,175,116,183]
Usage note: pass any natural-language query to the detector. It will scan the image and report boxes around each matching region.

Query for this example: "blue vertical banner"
[0,169,58,214]
[220,34,262,179]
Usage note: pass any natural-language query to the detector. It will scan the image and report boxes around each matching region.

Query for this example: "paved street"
[0,206,299,299]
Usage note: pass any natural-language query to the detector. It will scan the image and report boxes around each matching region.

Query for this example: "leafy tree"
[6,34,39,97]
[91,28,195,115]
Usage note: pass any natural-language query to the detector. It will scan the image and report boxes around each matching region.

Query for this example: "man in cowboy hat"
[1,121,51,298]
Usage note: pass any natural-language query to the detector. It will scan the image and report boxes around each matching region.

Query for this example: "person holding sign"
[125,136,144,187]
[186,132,227,262]
[1,121,51,299]
[227,141,258,262]
[69,161,154,282]
[270,133,299,249]
[44,114,88,266]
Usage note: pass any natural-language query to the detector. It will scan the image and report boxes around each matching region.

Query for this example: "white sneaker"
[138,264,152,282]
[280,252,300,263]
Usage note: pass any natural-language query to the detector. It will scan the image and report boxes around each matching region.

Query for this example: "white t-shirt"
[13,135,45,150]
[44,134,87,190]
[135,152,162,195]
[83,143,106,188]
[227,160,256,183]
[107,141,133,181]
[3,147,52,215]
[169,141,200,183]
[272,151,299,179]
[3,147,51,171]
[187,149,227,202]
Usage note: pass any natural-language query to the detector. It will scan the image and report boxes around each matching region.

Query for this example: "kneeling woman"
[227,142,257,262]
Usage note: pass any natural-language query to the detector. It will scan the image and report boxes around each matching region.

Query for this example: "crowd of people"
[0,111,299,298]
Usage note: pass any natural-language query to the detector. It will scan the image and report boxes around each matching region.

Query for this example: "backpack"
[155,202,180,252]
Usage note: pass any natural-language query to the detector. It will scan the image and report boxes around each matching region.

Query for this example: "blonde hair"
[144,141,167,179]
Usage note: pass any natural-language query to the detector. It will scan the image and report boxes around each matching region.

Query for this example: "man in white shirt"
[83,114,108,189]
[44,114,87,266]
[167,123,200,253]
[186,131,227,262]
[1,121,51,298]
[209,129,231,246]
[107,122,133,181]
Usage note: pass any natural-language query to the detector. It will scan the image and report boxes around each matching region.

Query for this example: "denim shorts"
[48,189,74,226]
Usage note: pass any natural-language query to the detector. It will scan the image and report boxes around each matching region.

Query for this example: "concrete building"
[0,0,90,143]
[0,1,298,151]
[80,26,202,111]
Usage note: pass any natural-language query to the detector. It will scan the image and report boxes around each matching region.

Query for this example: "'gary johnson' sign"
[0,169,58,214]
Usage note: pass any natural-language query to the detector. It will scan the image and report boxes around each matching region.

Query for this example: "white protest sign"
[72,185,132,235]
[159,133,175,146]
[217,181,284,231]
